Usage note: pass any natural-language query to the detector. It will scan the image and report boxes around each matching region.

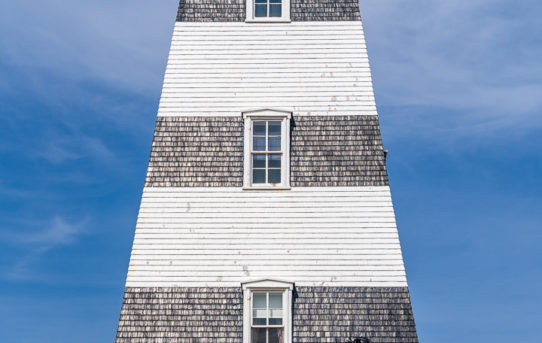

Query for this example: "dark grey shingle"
[145,116,388,188]
[116,287,418,343]
[176,0,361,22]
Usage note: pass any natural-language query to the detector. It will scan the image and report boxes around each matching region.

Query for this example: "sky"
[0,0,541,342]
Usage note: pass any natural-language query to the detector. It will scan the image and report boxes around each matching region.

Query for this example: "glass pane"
[268,155,281,168]
[269,293,282,308]
[255,0,267,2]
[253,309,267,325]
[268,137,281,151]
[255,4,267,17]
[253,154,266,168]
[252,328,267,343]
[253,293,267,308]
[269,328,284,343]
[268,121,282,136]
[253,121,266,136]
[253,137,266,151]
[268,169,281,184]
[253,169,266,184]
[270,0,282,3]
[269,4,282,17]
[269,309,283,325]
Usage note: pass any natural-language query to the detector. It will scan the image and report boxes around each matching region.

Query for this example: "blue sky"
[0,1,540,342]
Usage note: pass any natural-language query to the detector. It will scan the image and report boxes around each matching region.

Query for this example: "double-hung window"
[243,110,291,189]
[243,280,293,343]
[255,0,282,18]
[252,291,284,342]
[246,0,290,22]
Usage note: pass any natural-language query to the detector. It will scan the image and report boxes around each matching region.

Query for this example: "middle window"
[252,120,283,185]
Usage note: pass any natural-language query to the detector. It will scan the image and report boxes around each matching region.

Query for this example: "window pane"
[268,121,282,136]
[253,137,266,151]
[253,154,266,168]
[269,328,284,343]
[253,121,266,136]
[269,4,282,17]
[255,4,267,17]
[269,309,283,325]
[253,169,266,184]
[268,155,281,168]
[252,328,267,343]
[268,169,281,184]
[269,0,282,3]
[269,293,282,308]
[253,309,267,325]
[253,293,267,308]
[268,137,281,151]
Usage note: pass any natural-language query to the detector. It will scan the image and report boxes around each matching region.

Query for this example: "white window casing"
[246,0,291,23]
[242,279,294,343]
[243,109,291,190]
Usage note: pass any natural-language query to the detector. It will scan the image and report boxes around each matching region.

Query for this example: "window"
[243,110,291,189]
[246,0,290,22]
[255,0,282,18]
[252,291,284,342]
[242,280,293,343]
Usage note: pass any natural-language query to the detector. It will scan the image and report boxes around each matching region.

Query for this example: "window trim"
[243,109,291,190]
[246,0,291,23]
[242,279,294,343]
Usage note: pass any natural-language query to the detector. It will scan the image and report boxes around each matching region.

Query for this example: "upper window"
[246,0,290,22]
[242,280,293,343]
[255,0,282,18]
[243,110,291,189]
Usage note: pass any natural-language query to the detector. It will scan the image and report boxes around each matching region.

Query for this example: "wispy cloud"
[360,0,542,133]
[2,216,89,281]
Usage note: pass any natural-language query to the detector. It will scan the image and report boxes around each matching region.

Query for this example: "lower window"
[242,280,293,343]
[251,292,284,343]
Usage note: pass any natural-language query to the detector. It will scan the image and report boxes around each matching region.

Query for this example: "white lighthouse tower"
[116,1,419,342]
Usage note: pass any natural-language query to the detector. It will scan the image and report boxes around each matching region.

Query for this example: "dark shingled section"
[145,116,388,188]
[116,287,243,343]
[293,287,419,343]
[176,0,360,22]
[291,0,360,21]
[146,117,244,188]
[290,116,388,187]
[116,287,418,343]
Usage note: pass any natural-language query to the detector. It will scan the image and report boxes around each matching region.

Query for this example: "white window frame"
[246,0,291,23]
[243,109,291,190]
[242,279,294,343]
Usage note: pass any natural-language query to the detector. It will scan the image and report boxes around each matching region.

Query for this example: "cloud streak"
[360,0,542,132]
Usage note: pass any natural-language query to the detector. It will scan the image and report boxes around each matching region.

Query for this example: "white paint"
[158,22,377,117]
[125,187,408,287]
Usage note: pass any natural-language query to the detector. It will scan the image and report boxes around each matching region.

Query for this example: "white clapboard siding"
[157,21,377,117]
[125,187,407,287]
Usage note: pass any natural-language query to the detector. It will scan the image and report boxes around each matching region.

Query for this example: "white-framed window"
[246,0,291,22]
[243,109,291,190]
[242,280,294,343]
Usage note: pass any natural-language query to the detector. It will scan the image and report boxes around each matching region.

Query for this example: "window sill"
[245,19,291,24]
[243,186,291,191]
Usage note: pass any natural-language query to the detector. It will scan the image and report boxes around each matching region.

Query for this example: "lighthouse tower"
[116,1,419,342]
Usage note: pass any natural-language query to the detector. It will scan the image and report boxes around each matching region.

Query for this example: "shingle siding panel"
[116,287,418,343]
[176,0,360,22]
[145,116,388,188]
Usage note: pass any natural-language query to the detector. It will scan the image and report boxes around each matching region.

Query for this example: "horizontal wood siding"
[158,22,378,116]
[126,187,407,287]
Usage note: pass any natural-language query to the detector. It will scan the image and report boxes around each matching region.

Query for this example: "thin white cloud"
[2,216,88,281]
[359,0,542,132]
